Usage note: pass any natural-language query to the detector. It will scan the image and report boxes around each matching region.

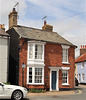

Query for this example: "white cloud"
[0,0,86,57]
[52,16,86,57]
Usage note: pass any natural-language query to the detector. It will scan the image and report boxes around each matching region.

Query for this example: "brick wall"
[19,39,75,89]
[19,38,27,86]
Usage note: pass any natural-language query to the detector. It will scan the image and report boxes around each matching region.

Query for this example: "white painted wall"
[0,37,8,82]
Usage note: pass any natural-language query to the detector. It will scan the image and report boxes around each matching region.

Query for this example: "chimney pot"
[13,8,15,11]
[0,24,5,30]
[42,21,53,31]
[83,45,84,49]
[81,45,82,49]
[85,45,86,49]
[44,20,46,25]
[80,44,86,55]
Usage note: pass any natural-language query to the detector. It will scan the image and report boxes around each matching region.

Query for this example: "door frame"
[52,71,57,90]
[49,67,60,91]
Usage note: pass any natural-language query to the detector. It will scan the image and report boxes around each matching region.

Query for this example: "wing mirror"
[0,83,4,87]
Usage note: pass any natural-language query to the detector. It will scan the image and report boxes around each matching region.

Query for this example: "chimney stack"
[8,8,17,29]
[42,20,53,32]
[80,45,86,55]
[0,24,5,30]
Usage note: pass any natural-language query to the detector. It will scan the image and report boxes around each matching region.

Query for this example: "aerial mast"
[14,2,19,19]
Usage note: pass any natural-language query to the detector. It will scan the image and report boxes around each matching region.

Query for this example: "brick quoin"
[19,39,75,90]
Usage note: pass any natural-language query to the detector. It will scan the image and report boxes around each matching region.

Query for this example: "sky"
[0,0,86,57]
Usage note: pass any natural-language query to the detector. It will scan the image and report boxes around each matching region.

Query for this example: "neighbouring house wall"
[77,62,86,83]
[0,37,9,82]
[7,29,19,85]
[45,43,75,89]
[75,64,77,78]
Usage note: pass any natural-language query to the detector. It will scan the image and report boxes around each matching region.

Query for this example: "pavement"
[27,85,84,97]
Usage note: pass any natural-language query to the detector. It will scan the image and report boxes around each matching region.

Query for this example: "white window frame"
[81,62,84,69]
[28,42,45,61]
[62,45,70,64]
[27,66,44,85]
[61,67,70,85]
[82,73,85,81]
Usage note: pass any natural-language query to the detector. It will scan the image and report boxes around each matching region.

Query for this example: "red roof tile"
[75,53,86,63]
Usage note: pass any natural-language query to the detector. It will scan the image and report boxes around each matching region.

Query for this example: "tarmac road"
[27,86,86,100]
[1,85,86,100]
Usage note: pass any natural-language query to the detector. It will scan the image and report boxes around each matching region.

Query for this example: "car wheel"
[12,90,23,100]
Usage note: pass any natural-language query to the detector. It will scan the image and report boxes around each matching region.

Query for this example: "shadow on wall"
[8,55,19,85]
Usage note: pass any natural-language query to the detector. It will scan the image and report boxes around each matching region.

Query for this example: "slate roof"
[0,28,9,36]
[12,25,76,47]
[75,53,86,63]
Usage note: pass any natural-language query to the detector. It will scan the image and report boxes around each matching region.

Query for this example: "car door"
[0,83,4,98]
[0,83,11,99]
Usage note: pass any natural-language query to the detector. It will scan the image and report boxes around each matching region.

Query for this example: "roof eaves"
[20,37,76,47]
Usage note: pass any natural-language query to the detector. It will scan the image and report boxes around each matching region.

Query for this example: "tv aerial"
[42,16,47,20]
[13,2,19,19]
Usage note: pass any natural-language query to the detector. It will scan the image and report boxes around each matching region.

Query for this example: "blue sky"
[0,0,86,57]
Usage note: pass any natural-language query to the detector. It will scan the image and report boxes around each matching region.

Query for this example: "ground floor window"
[27,67,44,84]
[62,70,68,85]
[79,73,81,82]
[82,73,85,81]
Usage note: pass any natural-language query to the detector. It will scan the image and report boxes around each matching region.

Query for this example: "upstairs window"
[29,44,33,59]
[35,45,43,59]
[81,62,84,69]
[62,45,70,63]
[28,43,44,60]
[62,48,68,62]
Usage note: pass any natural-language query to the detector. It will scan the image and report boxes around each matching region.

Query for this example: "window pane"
[82,62,84,69]
[82,74,85,81]
[35,45,43,59]
[29,68,32,83]
[62,70,68,84]
[62,49,68,62]
[35,68,42,83]
[29,44,33,59]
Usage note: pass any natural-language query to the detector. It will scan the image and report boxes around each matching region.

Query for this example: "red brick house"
[7,8,76,91]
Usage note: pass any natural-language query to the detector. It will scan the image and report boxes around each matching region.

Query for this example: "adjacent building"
[7,8,76,91]
[75,45,86,84]
[0,25,9,82]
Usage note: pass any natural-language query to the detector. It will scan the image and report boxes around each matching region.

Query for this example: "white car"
[0,82,27,100]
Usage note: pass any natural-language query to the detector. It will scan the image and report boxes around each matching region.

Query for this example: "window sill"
[62,62,70,64]
[62,84,70,86]
[28,59,44,61]
[27,83,44,85]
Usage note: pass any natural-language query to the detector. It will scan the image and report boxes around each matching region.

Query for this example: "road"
[27,86,86,100]
[1,86,86,100]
